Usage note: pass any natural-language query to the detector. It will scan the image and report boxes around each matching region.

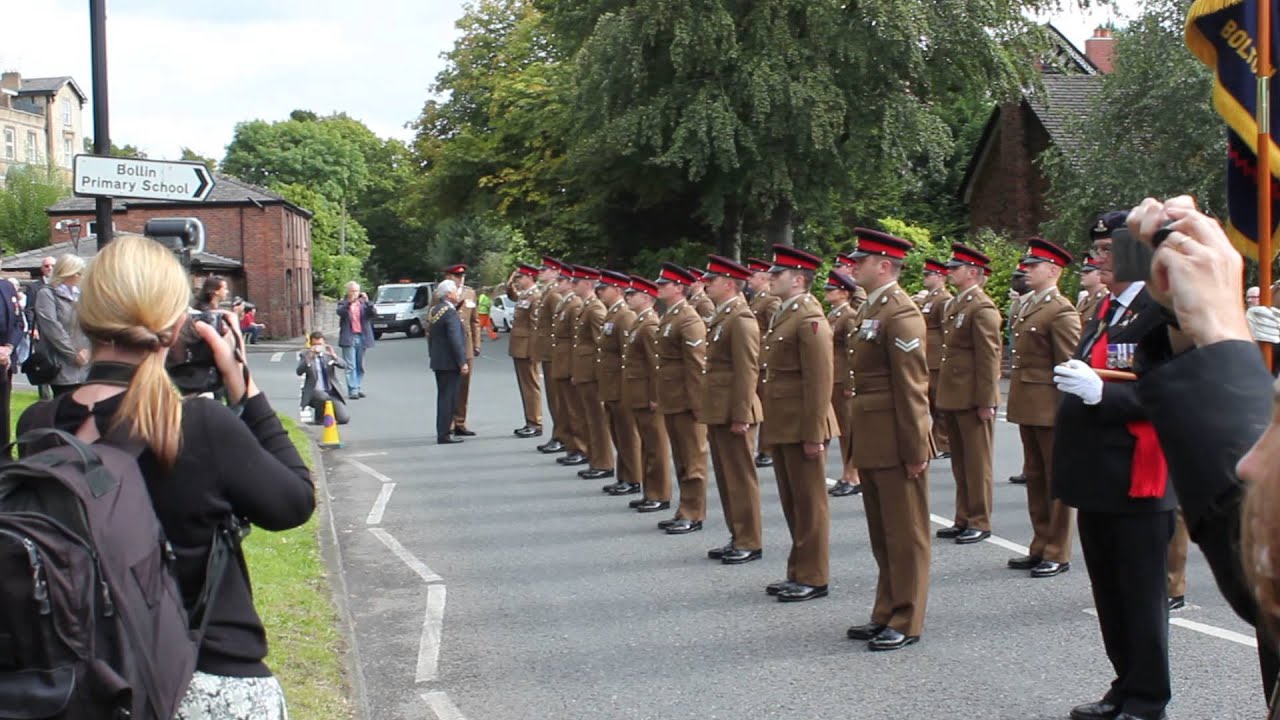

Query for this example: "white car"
[490,296,516,332]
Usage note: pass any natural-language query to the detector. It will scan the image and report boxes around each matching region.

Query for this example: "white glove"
[1054,359,1103,405]
[1247,306,1280,344]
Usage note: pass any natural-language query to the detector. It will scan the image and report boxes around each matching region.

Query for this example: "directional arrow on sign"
[73,155,216,202]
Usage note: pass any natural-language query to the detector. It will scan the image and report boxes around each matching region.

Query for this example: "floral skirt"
[175,671,289,720]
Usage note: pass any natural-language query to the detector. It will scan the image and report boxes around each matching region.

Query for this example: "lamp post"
[89,0,112,249]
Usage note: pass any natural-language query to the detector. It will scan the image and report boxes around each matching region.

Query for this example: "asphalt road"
[249,333,1266,720]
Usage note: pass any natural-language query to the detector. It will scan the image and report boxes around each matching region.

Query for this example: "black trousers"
[434,370,461,441]
[0,370,11,456]
[1078,509,1176,720]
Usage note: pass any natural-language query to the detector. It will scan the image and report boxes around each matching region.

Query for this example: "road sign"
[73,154,215,202]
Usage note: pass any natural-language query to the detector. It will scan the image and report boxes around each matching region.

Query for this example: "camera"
[1110,221,1177,284]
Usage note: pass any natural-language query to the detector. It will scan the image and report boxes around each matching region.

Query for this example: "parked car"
[371,282,435,339]
[490,295,516,332]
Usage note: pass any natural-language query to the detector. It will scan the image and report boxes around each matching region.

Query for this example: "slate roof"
[15,76,87,102]
[2,239,242,273]
[47,174,314,218]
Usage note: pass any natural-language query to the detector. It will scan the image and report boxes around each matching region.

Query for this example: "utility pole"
[90,0,112,249]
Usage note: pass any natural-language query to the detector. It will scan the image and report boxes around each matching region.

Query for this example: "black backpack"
[0,410,240,720]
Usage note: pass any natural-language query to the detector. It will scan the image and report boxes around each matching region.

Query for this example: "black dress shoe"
[538,440,565,454]
[437,436,463,444]
[628,498,647,508]
[1069,700,1120,720]
[1009,473,1027,484]
[955,528,991,545]
[1168,595,1186,611]
[765,580,796,596]
[707,543,733,560]
[514,425,542,438]
[557,453,589,466]
[721,548,762,565]
[777,583,827,603]
[636,500,670,513]
[602,481,627,493]
[1031,560,1070,578]
[657,517,680,529]
[1007,554,1043,570]
[665,519,703,535]
[935,451,951,459]
[846,622,887,640]
[754,453,773,468]
[935,525,966,539]
[579,468,615,480]
[829,481,862,497]
[1115,714,1164,720]
[452,427,477,437]
[868,627,919,651]
[607,483,641,496]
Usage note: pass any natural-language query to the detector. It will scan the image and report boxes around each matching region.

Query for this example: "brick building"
[960,26,1115,239]
[40,175,314,338]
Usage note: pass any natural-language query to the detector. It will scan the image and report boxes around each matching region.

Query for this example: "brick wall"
[966,101,1054,241]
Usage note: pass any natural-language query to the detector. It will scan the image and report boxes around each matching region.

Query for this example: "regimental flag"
[1186,0,1280,260]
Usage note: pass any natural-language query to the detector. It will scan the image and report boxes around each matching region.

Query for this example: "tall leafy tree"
[222,118,369,207]
[0,165,70,252]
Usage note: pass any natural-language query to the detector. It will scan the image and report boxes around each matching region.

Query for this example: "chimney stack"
[1085,26,1116,74]
[0,71,21,91]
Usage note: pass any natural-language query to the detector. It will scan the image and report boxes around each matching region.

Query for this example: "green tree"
[179,147,218,173]
[0,165,70,252]
[273,183,371,297]
[222,118,369,207]
[83,139,147,158]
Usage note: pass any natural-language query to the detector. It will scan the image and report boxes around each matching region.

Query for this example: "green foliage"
[274,183,370,297]
[0,165,70,253]
[222,118,369,207]
[179,147,218,173]
[970,228,1027,318]
[83,139,146,158]
[881,217,944,295]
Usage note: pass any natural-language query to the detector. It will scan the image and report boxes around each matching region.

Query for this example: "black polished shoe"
[935,525,966,539]
[665,519,703,535]
[1030,560,1070,578]
[868,627,919,651]
[707,543,733,560]
[657,517,680,529]
[628,498,648,508]
[452,427,477,437]
[846,622,887,640]
[607,483,641,496]
[437,436,463,444]
[777,583,827,603]
[1007,554,1043,570]
[538,440,566,454]
[722,548,762,565]
[829,481,862,497]
[754,453,773,468]
[1168,595,1187,611]
[557,452,589,466]
[1068,700,1120,720]
[955,528,991,545]
[1115,714,1164,720]
[1008,473,1027,485]
[514,425,542,438]
[602,481,627,493]
[579,468,615,480]
[635,500,670,513]
[765,580,796,596]
[935,451,951,459]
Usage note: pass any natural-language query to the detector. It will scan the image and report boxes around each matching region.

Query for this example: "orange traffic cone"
[319,399,343,448]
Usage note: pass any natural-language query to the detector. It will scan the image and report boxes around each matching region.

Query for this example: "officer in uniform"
[1077,256,1107,322]
[653,263,710,534]
[1006,237,1081,578]
[688,268,716,322]
[507,264,543,437]
[536,257,567,454]
[825,271,864,498]
[920,259,953,459]
[569,266,615,480]
[934,244,1002,546]
[551,266,589,466]
[701,256,765,565]
[747,257,781,468]
[442,264,481,436]
[621,276,673,509]
[843,228,933,651]
[1006,262,1032,486]
[596,270,641,494]
[761,244,837,603]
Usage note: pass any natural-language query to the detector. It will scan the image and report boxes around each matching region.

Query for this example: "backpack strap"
[188,515,248,640]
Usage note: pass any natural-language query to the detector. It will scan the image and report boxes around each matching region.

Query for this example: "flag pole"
[1259,0,1274,370]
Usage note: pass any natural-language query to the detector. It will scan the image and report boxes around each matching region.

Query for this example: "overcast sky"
[1,0,1143,162]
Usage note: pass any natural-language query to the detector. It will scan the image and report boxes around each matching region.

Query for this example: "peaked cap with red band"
[768,244,823,272]
[541,255,563,272]
[1012,262,1029,277]
[572,265,600,281]
[824,271,858,293]
[687,267,707,281]
[516,264,540,278]
[630,275,659,297]
[656,262,696,286]
[746,257,772,273]
[705,255,751,281]
[833,252,857,267]
[923,258,947,275]
[1082,257,1101,272]
[849,228,912,260]
[945,243,991,269]
[599,269,630,288]
[1023,237,1074,267]
[443,263,468,276]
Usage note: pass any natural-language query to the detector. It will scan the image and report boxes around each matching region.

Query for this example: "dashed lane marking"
[421,691,468,720]
[416,585,447,682]
[368,528,443,584]
[270,351,284,362]
[367,482,396,526]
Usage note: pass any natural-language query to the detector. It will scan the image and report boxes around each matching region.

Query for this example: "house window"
[61,99,72,127]
[25,131,38,163]
[2,128,13,160]
[63,138,73,167]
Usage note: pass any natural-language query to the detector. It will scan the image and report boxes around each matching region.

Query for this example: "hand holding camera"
[191,309,257,404]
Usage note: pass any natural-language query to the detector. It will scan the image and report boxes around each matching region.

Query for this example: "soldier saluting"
[506,264,543,438]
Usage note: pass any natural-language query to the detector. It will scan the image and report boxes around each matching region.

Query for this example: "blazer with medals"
[597,299,637,403]
[507,283,541,360]
[1051,287,1176,513]
[760,294,837,446]
[846,283,932,468]
[936,285,1003,411]
[921,285,953,373]
[702,296,762,426]
[622,307,661,411]
[655,299,707,417]
[1007,287,1081,427]
[534,285,562,363]
[550,293,582,381]
[572,295,606,384]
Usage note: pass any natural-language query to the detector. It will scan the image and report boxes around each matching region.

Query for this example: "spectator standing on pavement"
[0,267,24,450]
[477,290,499,341]
[428,280,469,444]
[337,281,375,400]
[33,254,89,397]
[297,331,350,425]
[25,256,54,399]
[194,275,229,311]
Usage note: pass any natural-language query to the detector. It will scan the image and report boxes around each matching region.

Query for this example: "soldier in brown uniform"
[620,277,673,509]
[935,244,1003,546]
[700,256,765,564]
[1006,237,1082,579]
[596,270,641,494]
[569,266,615,480]
[747,258,781,469]
[1077,257,1107,322]
[842,228,932,651]
[444,264,482,436]
[506,264,543,438]
[761,244,837,603]
[688,268,717,322]
[536,257,568,454]
[551,267,589,466]
[824,271,865,498]
[653,263,710,534]
[920,259,953,459]
[1005,263,1032,486]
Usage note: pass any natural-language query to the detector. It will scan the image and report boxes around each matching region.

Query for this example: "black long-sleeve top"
[18,393,316,677]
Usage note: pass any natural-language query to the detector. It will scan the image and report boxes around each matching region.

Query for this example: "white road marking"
[421,691,467,720]
[270,351,284,362]
[1083,609,1257,648]
[927,514,1032,555]
[346,451,389,458]
[347,458,396,485]
[368,528,443,584]
[416,585,447,682]
[367,482,396,526]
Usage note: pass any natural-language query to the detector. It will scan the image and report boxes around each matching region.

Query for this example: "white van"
[371,282,435,339]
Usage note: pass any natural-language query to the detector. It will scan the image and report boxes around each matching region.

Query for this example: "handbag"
[21,338,61,385]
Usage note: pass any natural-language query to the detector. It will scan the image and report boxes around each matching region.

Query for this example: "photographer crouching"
[16,233,315,718]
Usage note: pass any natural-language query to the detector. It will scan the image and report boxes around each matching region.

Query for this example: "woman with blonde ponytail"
[17,233,314,719]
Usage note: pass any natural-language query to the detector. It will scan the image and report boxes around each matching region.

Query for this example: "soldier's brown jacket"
[702,296,762,426]
[761,293,837,446]
[1007,287,1081,427]
[828,302,859,391]
[691,292,716,323]
[597,299,637,403]
[655,299,707,417]
[749,292,781,337]
[622,307,661,410]
[1077,288,1107,323]
[936,284,1002,411]
[572,295,606,383]
[550,293,582,380]
[921,285,953,372]
[457,286,481,358]
[506,283,541,360]
[534,286,562,363]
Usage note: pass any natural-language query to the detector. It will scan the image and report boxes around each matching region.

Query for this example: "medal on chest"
[663,324,672,338]
[858,318,880,341]
[604,321,615,336]
[954,312,966,328]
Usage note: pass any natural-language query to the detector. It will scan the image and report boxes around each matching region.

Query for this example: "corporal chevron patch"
[894,337,921,353]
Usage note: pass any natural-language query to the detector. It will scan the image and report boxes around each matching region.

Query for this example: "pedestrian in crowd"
[336,281,375,400]
[536,257,569,454]
[551,266,588,466]
[568,266,615,481]
[26,256,54,399]
[761,245,836,603]
[653,263,709,535]
[18,233,313,720]
[843,228,932,650]
[1077,256,1108,322]
[824,270,864,498]
[687,267,716,322]
[0,269,23,451]
[700,255,764,565]
[595,269,639,492]
[1005,237,1081,579]
[297,331,350,425]
[234,299,265,344]
[194,274,230,311]
[428,279,470,445]
[477,289,500,341]
[34,254,89,397]
[507,265,544,438]
[1247,285,1261,307]
[443,265,481,436]
[746,257,780,469]
[920,258,953,459]
[935,243,1002,546]
[622,276,673,511]
[1052,210,1175,720]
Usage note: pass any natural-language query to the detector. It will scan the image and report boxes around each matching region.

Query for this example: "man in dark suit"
[296,331,350,425]
[428,280,470,445]
[1052,212,1175,720]
[0,262,24,451]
